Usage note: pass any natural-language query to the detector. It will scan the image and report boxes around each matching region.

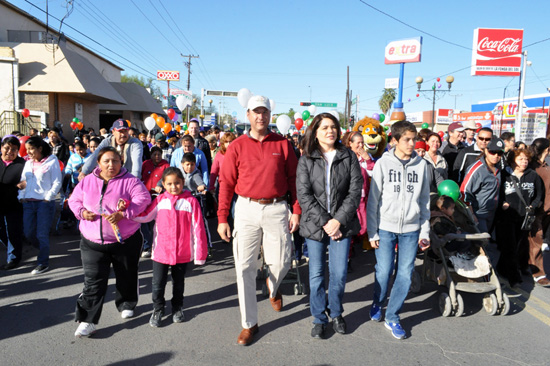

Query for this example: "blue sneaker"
[385,321,406,339]
[369,304,382,322]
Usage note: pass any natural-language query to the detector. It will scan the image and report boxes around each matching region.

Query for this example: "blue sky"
[9,0,550,122]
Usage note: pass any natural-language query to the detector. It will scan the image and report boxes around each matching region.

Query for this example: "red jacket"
[134,191,207,265]
[218,133,301,223]
[141,159,169,192]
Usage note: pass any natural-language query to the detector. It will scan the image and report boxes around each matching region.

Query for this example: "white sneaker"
[542,243,549,252]
[75,322,96,337]
[121,310,134,319]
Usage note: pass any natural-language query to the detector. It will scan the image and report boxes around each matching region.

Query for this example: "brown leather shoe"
[237,324,258,346]
[266,279,283,312]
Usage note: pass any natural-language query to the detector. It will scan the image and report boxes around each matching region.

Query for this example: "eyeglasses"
[488,150,504,156]
[478,137,492,142]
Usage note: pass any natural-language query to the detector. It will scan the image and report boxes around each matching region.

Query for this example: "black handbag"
[513,180,536,231]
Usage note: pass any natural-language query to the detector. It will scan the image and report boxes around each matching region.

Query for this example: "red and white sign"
[471,28,523,76]
[156,70,180,81]
[384,37,422,64]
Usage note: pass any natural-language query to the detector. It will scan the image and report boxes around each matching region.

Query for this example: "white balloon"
[294,112,301,121]
[269,99,276,112]
[175,95,187,111]
[329,110,340,121]
[237,88,253,108]
[276,114,291,135]
[144,116,156,131]
[308,105,317,115]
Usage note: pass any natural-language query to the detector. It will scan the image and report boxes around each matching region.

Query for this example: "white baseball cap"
[463,120,477,130]
[247,95,271,111]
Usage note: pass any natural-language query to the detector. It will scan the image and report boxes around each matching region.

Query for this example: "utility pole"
[345,66,350,127]
[449,94,462,110]
[181,54,199,123]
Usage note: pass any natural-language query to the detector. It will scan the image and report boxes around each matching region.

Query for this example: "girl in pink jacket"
[134,167,208,327]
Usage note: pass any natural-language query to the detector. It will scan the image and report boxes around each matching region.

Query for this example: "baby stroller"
[191,191,212,256]
[418,196,510,317]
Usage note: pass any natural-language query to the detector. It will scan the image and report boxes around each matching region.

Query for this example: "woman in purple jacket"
[69,147,151,337]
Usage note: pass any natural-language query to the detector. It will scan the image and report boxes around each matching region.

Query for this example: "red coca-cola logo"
[477,37,521,54]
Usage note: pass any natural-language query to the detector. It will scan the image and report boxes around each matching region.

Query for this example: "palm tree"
[378,88,397,115]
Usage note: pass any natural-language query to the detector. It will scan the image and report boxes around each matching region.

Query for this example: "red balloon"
[295,118,304,130]
[70,121,77,130]
[22,108,30,118]
[475,122,482,129]
[438,131,445,138]
[167,108,176,121]
[437,77,441,82]
[416,94,420,97]
[19,136,29,157]
[59,161,64,172]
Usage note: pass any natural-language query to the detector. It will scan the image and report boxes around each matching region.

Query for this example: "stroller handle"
[443,232,491,242]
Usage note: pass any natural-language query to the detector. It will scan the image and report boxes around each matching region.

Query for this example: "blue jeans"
[372,229,420,323]
[23,200,56,266]
[141,221,154,251]
[306,236,351,325]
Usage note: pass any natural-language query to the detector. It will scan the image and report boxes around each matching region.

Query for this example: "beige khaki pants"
[233,196,292,329]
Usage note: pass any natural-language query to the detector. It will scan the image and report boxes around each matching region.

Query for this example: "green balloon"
[421,122,429,129]
[383,125,389,131]
[511,128,515,133]
[307,117,313,126]
[438,179,460,202]
[302,110,310,120]
[72,117,79,123]
[379,114,385,122]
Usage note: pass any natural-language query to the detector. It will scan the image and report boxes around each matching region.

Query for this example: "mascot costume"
[352,116,388,160]
[351,116,388,251]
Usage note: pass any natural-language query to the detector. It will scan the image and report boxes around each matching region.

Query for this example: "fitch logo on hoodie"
[389,168,419,193]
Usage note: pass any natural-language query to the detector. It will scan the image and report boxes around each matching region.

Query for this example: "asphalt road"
[2,218,550,366]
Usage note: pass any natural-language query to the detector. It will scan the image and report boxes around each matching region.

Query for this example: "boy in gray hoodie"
[366,121,431,340]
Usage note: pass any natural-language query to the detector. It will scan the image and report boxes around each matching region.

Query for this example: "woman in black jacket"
[496,148,543,287]
[296,112,363,339]
[0,136,26,269]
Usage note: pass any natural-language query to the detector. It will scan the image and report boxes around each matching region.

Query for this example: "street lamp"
[416,75,454,129]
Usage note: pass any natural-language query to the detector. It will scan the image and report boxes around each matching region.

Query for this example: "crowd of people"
[1,101,549,344]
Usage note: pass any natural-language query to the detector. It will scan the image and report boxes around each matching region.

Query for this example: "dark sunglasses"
[478,137,492,142]
[488,150,504,156]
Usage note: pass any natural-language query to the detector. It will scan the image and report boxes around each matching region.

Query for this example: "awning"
[98,82,164,114]
[12,42,126,104]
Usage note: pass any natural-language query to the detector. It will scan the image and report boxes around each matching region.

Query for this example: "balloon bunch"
[70,117,84,131]
[371,113,386,123]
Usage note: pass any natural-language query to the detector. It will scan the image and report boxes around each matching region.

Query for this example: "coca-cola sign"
[471,28,523,76]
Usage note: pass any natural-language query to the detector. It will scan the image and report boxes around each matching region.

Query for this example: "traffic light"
[350,115,355,123]
[300,102,311,106]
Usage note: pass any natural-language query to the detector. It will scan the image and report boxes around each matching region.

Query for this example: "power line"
[154,0,216,89]
[357,0,471,51]
[130,0,208,89]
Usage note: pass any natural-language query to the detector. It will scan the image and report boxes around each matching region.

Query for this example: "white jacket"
[18,155,62,201]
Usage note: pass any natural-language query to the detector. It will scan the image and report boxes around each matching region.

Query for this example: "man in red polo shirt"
[218,95,301,346]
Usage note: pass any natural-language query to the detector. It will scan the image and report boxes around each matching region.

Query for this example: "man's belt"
[244,196,286,205]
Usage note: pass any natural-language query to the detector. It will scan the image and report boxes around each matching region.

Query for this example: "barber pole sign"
[471,28,523,76]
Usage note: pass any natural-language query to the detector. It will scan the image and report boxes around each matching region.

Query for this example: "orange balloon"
[77,122,84,130]
[151,113,158,120]
[156,116,165,128]
[163,123,172,134]
[126,119,132,127]
[175,125,181,132]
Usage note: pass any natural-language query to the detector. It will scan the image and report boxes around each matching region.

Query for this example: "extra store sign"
[384,37,422,64]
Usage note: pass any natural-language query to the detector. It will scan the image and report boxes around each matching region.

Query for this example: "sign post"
[384,37,423,122]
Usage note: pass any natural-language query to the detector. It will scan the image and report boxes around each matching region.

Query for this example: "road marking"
[508,287,550,313]
[508,295,550,327]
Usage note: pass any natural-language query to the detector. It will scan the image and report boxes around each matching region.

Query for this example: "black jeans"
[0,208,24,263]
[152,261,188,311]
[75,230,142,324]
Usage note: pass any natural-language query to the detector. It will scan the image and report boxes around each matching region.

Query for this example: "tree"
[378,88,397,115]
[121,74,163,99]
